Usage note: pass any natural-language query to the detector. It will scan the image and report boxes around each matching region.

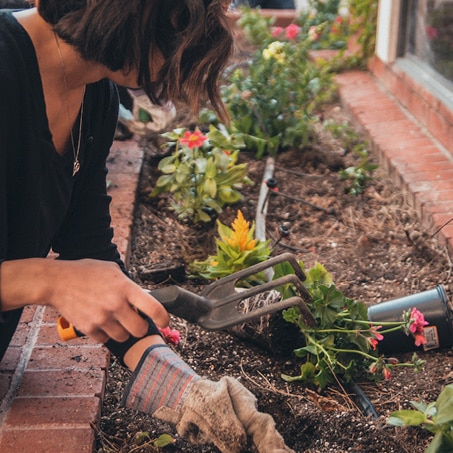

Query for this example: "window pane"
[408,0,453,83]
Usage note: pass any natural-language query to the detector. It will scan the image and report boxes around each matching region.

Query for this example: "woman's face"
[107,51,164,91]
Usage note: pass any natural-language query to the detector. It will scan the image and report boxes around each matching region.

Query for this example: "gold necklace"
[54,33,85,177]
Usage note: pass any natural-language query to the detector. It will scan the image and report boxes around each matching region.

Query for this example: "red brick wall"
[368,56,453,156]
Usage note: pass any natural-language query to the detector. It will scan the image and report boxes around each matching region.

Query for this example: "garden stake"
[57,252,316,339]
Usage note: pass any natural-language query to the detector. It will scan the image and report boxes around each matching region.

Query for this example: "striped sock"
[121,344,200,415]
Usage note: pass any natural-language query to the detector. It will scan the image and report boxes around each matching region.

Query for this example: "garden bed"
[96,103,453,452]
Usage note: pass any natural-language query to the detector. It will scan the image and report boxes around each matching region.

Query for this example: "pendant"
[73,159,80,177]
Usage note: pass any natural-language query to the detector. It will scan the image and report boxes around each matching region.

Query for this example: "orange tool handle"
[57,316,84,341]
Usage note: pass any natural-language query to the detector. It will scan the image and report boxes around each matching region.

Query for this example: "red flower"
[369,362,378,374]
[285,23,301,40]
[383,366,392,380]
[158,326,181,345]
[180,129,208,149]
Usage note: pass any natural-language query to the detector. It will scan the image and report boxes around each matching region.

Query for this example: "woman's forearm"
[0,257,169,345]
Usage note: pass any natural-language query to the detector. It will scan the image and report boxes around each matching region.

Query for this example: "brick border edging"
[335,70,453,257]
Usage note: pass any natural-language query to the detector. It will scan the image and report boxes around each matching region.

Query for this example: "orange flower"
[226,210,257,252]
[180,129,208,149]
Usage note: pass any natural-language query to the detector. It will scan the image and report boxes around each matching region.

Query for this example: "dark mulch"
[97,104,453,453]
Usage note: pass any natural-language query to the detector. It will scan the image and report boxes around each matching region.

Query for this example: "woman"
[0,1,294,451]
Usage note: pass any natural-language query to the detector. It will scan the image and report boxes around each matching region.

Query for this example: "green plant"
[222,13,335,158]
[189,210,271,282]
[348,0,378,62]
[324,119,378,195]
[295,0,349,51]
[150,125,252,223]
[131,432,175,451]
[277,261,426,389]
[387,384,453,453]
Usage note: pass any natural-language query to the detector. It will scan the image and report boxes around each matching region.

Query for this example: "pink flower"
[308,26,320,42]
[180,130,208,149]
[426,25,439,40]
[158,326,181,345]
[271,26,284,38]
[413,332,427,347]
[368,337,379,350]
[285,24,301,40]
[409,308,428,334]
[367,325,384,350]
[369,362,378,374]
[383,366,392,380]
[370,325,384,341]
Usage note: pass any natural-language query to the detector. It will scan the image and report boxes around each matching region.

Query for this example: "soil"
[97,104,453,453]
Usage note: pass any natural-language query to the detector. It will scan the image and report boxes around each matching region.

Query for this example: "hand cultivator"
[57,252,315,340]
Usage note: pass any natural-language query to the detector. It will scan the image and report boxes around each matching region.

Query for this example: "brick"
[0,427,95,453]
[42,306,60,322]
[400,169,453,185]
[8,325,30,347]
[20,306,37,323]
[107,150,143,175]
[112,236,131,267]
[0,373,13,401]
[415,191,453,216]
[17,369,106,398]
[108,179,138,204]
[423,200,453,215]
[390,151,450,165]
[0,347,21,372]
[26,345,109,371]
[5,396,100,426]
[110,202,135,226]
[392,160,453,176]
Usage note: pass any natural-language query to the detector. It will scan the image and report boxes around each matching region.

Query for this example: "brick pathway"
[0,71,452,452]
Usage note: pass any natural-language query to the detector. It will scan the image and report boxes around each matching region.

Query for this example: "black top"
[0,11,123,358]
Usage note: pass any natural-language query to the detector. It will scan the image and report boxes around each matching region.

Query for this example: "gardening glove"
[122,344,294,453]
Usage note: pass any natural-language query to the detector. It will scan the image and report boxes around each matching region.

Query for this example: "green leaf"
[387,410,428,426]
[205,158,218,178]
[154,175,174,188]
[282,362,317,383]
[154,433,176,448]
[203,178,217,197]
[157,155,176,171]
[435,384,453,425]
[195,209,212,223]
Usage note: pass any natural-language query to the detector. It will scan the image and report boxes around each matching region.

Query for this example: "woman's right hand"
[0,258,169,344]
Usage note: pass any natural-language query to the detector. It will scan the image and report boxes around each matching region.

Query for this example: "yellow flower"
[226,210,257,252]
[262,41,286,63]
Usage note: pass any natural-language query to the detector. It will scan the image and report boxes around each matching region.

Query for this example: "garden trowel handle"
[57,316,85,341]
[57,286,212,341]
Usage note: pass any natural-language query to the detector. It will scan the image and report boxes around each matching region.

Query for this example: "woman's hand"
[0,258,169,344]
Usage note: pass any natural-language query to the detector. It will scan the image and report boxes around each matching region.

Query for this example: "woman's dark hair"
[38,0,235,120]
